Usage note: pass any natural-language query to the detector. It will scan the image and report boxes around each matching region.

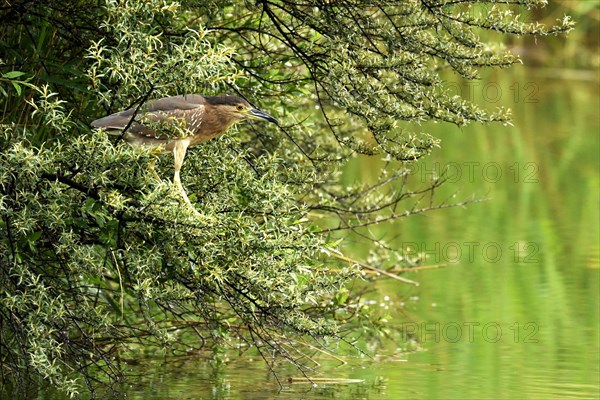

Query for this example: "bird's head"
[204,95,279,125]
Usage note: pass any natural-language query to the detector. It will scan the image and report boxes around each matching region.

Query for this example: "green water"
[104,65,600,400]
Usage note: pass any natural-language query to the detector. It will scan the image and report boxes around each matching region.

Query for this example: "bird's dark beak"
[249,108,278,125]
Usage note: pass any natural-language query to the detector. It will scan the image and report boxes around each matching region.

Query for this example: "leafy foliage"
[0,0,571,396]
[198,0,572,159]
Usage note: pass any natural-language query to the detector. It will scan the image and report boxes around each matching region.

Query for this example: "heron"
[91,94,278,205]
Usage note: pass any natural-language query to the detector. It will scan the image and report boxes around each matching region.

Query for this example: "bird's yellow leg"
[172,140,193,207]
[148,158,161,181]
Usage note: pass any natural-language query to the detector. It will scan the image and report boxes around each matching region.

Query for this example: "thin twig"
[331,253,419,286]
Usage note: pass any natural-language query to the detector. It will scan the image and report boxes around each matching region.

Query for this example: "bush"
[0,0,571,396]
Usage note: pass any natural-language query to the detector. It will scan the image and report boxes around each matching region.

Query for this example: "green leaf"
[2,71,25,79]
[28,230,42,243]
[11,81,21,96]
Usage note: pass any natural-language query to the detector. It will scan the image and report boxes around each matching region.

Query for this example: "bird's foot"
[179,187,194,208]
[148,158,162,182]
[172,179,203,217]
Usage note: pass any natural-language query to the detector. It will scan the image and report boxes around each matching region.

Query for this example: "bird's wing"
[91,95,206,138]
[143,94,206,113]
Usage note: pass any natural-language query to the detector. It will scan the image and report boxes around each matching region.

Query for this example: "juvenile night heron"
[91,94,278,204]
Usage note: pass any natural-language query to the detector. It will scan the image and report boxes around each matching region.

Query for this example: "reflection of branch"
[281,336,347,365]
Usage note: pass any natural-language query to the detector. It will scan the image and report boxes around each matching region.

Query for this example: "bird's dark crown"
[203,95,250,107]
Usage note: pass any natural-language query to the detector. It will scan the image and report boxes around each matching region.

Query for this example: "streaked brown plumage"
[91,94,278,204]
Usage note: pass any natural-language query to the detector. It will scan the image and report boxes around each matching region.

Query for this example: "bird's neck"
[191,119,237,146]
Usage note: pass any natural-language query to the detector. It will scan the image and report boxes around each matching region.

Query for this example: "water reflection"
[373,69,600,399]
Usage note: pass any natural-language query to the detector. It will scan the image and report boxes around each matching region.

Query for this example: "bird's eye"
[236,105,244,111]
